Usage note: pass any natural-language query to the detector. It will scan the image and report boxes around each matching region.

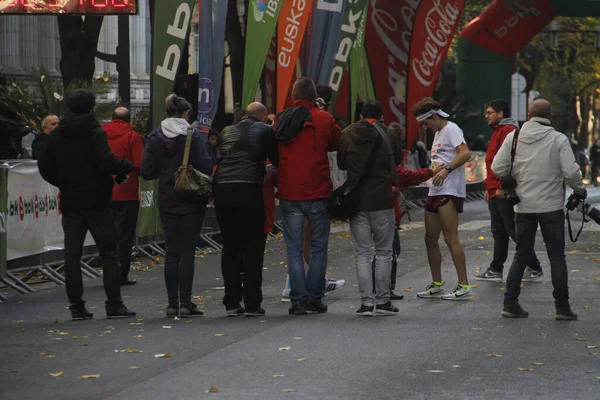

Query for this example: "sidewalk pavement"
[2,200,600,399]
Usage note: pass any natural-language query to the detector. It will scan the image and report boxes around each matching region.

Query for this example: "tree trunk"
[578,91,591,151]
[226,0,246,106]
[57,15,104,90]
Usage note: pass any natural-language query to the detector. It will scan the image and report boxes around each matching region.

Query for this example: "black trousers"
[213,183,266,312]
[62,209,122,306]
[112,201,140,281]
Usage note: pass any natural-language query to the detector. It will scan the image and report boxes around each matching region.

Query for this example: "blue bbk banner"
[306,0,346,85]
[196,0,228,132]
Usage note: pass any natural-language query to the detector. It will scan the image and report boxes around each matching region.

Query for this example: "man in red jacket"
[276,77,341,315]
[475,99,543,283]
[103,107,145,286]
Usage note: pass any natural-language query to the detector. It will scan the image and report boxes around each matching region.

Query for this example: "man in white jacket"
[492,99,586,320]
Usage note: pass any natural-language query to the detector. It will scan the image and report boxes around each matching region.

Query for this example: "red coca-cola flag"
[365,0,423,132]
[460,0,555,58]
[406,0,465,148]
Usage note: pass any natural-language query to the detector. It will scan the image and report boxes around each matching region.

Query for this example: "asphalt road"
[2,189,600,400]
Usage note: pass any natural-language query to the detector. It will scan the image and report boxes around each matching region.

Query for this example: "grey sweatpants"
[349,208,395,306]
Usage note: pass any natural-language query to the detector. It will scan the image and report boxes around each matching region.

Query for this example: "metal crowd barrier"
[0,153,487,302]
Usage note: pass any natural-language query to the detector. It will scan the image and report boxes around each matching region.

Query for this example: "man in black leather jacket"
[213,102,279,317]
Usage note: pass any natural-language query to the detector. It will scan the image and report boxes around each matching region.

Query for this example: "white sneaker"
[281,275,291,303]
[324,279,346,296]
[441,284,474,301]
[417,282,445,299]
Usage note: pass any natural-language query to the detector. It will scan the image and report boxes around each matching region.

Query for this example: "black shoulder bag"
[501,130,521,207]
[328,135,383,220]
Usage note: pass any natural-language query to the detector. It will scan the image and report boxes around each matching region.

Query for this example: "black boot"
[70,304,93,321]
[106,303,137,319]
[501,304,529,318]
[556,306,578,320]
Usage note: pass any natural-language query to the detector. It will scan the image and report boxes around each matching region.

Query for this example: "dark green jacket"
[337,120,402,212]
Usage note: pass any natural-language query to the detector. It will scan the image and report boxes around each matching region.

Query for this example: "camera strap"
[566,208,587,243]
[508,129,520,176]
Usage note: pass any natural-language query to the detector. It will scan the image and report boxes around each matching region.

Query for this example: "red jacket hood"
[104,120,135,139]
[292,99,316,110]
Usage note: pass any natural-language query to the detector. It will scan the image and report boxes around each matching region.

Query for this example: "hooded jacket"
[38,113,133,212]
[275,100,341,201]
[337,120,403,212]
[102,119,145,201]
[484,118,519,198]
[140,118,213,214]
[492,117,584,214]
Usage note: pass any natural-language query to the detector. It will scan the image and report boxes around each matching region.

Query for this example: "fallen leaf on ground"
[281,389,297,392]
[82,374,100,379]
[590,352,598,356]
[128,366,139,370]
[574,338,587,341]
[293,337,302,340]
[115,349,143,353]
[72,336,88,339]
[135,335,143,338]
[532,362,544,366]
[260,320,267,323]
[517,368,533,372]
[478,236,485,240]
[49,371,64,377]
[154,353,172,358]
[12,320,25,324]
[185,320,193,323]
[487,353,503,358]
[587,370,597,373]
[403,288,413,292]
[452,365,461,368]
[278,346,291,351]
[162,326,171,329]
[273,374,285,378]
[51,338,62,341]
[44,355,56,359]
[296,358,306,362]
[207,387,219,393]
[129,323,144,326]
[472,328,483,331]
[587,345,599,349]
[215,334,226,337]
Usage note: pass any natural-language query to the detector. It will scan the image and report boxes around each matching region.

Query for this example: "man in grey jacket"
[492,99,586,320]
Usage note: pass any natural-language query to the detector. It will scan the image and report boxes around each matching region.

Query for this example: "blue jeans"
[504,210,569,307]
[489,196,541,272]
[159,210,205,306]
[280,199,330,301]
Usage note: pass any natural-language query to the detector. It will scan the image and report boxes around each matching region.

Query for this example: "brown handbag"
[173,127,212,203]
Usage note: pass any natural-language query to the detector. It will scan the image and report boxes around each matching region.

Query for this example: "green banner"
[137,179,159,239]
[359,45,376,102]
[151,0,196,129]
[242,0,284,108]
[329,0,367,110]
[0,165,7,278]
[349,2,369,123]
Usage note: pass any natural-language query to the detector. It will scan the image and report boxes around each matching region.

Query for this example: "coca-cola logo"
[411,0,460,87]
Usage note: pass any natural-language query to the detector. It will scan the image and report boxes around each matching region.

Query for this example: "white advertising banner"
[6,161,94,261]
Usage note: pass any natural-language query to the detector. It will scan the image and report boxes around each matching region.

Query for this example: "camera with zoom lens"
[565,192,600,225]
[500,175,520,206]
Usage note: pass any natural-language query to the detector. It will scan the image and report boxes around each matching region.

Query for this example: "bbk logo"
[198,78,214,113]
[140,191,154,208]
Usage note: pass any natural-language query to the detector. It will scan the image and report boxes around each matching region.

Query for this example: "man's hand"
[432,168,449,186]
[484,191,489,203]
[432,165,445,175]
[575,188,588,199]
[495,189,504,198]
